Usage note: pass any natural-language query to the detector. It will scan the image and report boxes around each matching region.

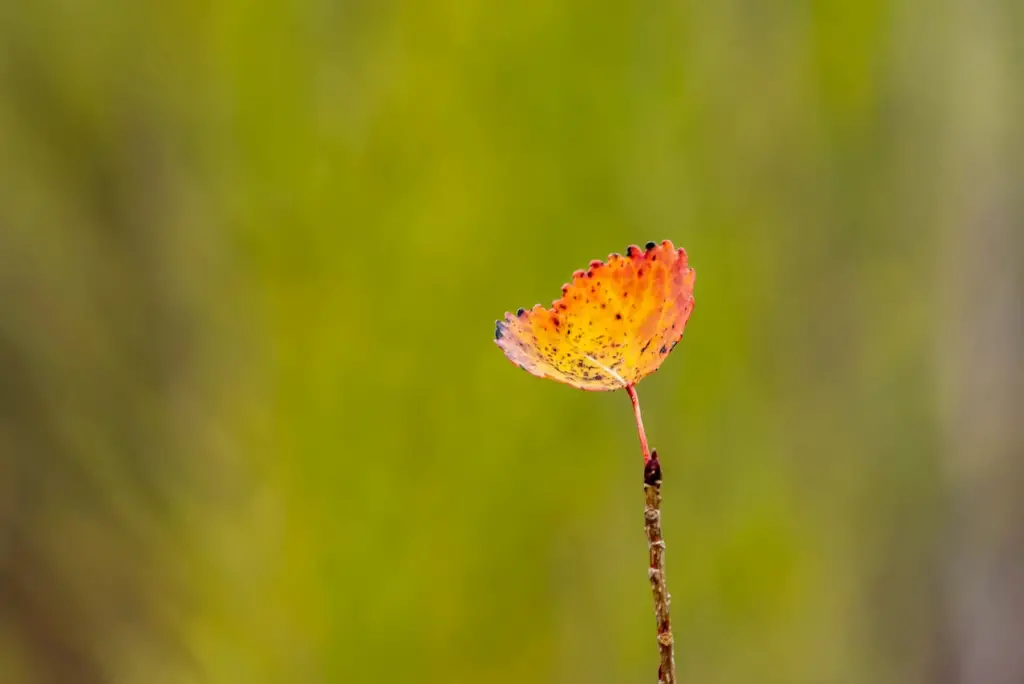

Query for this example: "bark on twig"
[644,450,676,684]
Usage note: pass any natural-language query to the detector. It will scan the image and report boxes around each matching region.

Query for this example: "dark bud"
[645,241,657,250]
[516,307,525,317]
[644,450,662,485]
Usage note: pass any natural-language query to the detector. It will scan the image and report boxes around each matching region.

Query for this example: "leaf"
[494,240,696,391]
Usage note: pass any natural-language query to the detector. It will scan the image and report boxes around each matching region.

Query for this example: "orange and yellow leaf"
[494,240,696,391]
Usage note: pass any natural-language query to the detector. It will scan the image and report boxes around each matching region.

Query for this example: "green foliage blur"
[1,1,1022,683]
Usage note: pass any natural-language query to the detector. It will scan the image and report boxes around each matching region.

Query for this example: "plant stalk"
[644,450,675,683]
[627,384,676,683]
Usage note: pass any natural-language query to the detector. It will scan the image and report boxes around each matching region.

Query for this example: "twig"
[626,384,676,683]
[644,450,675,683]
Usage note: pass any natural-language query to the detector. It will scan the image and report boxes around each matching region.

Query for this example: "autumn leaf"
[494,240,695,391]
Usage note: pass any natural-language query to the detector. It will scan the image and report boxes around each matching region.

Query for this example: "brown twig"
[625,384,677,681]
[644,450,676,684]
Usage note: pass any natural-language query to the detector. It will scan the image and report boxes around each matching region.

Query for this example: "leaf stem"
[626,383,651,464]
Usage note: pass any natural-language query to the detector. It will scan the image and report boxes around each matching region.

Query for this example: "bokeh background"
[1,1,1022,683]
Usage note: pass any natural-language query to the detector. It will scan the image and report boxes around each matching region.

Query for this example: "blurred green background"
[1,1,1022,683]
